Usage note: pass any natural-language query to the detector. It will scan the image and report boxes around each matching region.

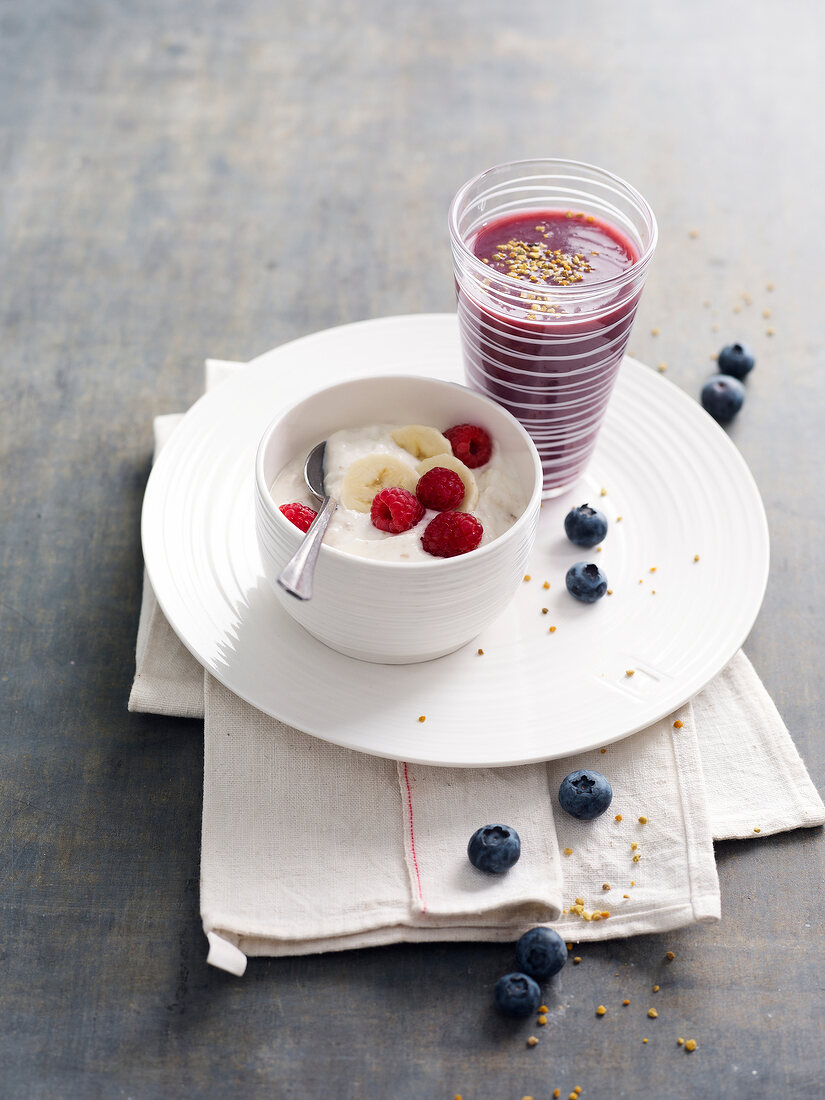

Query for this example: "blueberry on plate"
[701,375,745,423]
[494,971,542,1017]
[564,504,608,548]
[558,770,613,820]
[467,824,521,874]
[565,562,608,603]
[717,342,755,380]
[515,927,567,981]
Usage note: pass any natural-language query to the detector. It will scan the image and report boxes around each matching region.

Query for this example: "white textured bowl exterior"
[254,375,542,663]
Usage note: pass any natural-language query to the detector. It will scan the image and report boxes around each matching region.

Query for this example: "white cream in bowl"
[269,423,530,562]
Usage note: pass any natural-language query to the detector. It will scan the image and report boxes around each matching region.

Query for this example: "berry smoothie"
[457,209,641,493]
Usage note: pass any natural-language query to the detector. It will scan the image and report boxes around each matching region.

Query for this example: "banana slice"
[391,424,452,461]
[340,453,420,512]
[417,454,479,512]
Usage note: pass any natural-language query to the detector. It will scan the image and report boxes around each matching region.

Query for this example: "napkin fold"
[130,359,825,975]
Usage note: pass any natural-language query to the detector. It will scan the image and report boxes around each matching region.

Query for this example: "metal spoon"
[277,441,337,601]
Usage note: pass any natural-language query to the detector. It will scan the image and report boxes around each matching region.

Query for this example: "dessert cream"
[270,423,529,561]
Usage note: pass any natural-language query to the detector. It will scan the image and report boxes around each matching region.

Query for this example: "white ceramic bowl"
[254,374,542,663]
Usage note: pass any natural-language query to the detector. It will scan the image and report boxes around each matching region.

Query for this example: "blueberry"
[558,769,613,820]
[717,342,755,381]
[564,504,608,548]
[493,971,542,1017]
[701,375,745,423]
[565,562,608,603]
[467,824,521,874]
[515,927,567,981]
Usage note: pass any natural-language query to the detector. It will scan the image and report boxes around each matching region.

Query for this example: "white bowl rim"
[255,373,543,571]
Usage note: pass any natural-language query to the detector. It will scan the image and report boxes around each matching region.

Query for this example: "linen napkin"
[130,360,825,976]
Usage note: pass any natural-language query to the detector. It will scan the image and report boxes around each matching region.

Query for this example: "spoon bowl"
[303,441,327,500]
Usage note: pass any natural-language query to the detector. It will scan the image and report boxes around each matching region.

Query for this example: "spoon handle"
[276,496,337,601]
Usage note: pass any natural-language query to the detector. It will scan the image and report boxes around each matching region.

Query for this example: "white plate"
[142,314,769,767]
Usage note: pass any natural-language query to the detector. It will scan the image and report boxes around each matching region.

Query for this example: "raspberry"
[370,487,426,534]
[421,511,483,557]
[444,423,493,468]
[416,466,465,511]
[279,502,318,533]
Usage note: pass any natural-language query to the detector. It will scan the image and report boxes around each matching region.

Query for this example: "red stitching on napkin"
[402,762,426,914]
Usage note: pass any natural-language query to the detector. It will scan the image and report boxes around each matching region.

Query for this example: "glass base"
[541,481,578,500]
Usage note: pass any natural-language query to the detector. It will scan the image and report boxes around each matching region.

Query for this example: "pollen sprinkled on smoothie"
[493,235,595,287]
